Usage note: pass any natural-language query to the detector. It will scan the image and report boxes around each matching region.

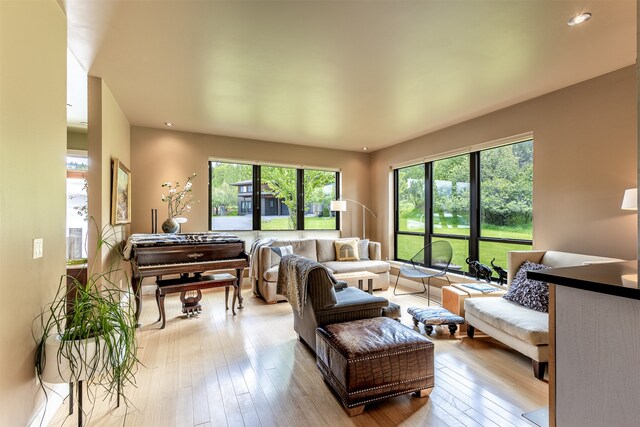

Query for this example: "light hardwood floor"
[50,284,547,426]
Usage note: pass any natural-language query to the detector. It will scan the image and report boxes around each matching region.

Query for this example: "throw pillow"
[357,239,370,260]
[334,239,360,261]
[502,261,551,313]
[270,245,294,263]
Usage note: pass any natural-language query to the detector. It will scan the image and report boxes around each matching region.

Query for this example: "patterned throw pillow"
[503,261,551,313]
[334,239,360,261]
[357,239,370,260]
[270,245,294,263]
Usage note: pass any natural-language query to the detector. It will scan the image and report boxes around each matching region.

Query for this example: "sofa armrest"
[369,241,382,260]
[258,246,275,280]
[333,280,348,291]
[507,250,547,286]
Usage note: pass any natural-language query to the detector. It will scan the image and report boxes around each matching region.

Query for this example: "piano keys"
[124,232,249,324]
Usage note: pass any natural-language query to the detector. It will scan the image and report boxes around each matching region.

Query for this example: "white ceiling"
[64,1,636,152]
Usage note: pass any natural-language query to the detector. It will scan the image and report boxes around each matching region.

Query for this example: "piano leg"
[132,276,142,327]
[236,268,244,309]
[155,287,162,323]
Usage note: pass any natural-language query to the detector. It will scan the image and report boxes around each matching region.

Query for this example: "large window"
[394,139,533,280]
[209,161,339,231]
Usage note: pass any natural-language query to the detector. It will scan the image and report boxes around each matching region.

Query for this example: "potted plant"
[33,220,139,423]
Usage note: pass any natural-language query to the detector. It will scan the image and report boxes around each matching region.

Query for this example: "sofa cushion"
[269,245,293,263]
[464,297,548,345]
[323,260,390,275]
[503,261,550,313]
[335,239,359,261]
[357,239,370,260]
[316,239,336,263]
[264,265,335,282]
[540,251,621,268]
[271,239,318,262]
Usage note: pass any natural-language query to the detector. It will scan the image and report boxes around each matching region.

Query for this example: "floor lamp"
[330,198,376,239]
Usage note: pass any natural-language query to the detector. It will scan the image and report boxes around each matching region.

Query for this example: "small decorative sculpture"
[466,257,493,283]
[491,258,508,286]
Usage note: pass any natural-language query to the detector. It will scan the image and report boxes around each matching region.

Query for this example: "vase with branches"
[160,173,198,233]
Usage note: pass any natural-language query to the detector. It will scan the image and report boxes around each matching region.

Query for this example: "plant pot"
[161,218,179,233]
[40,334,109,384]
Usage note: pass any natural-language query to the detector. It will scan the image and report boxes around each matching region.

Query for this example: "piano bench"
[155,273,239,329]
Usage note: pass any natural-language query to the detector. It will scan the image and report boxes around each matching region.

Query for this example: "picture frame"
[111,158,132,225]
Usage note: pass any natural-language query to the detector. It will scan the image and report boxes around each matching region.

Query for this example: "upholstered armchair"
[281,257,389,353]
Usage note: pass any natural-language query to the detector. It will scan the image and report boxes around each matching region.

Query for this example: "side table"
[333,271,378,294]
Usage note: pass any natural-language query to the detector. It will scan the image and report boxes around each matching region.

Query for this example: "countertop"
[527,261,639,300]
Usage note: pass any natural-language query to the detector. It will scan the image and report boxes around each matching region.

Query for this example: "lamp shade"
[330,200,347,212]
[621,188,637,210]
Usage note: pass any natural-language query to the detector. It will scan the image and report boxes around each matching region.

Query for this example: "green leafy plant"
[33,219,139,423]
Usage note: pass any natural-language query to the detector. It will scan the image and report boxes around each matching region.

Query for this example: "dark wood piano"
[124,233,249,324]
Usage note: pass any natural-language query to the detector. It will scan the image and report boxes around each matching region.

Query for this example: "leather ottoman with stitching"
[315,317,435,416]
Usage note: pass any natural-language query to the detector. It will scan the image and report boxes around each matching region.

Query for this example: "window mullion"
[253,165,261,230]
[425,161,433,266]
[297,169,304,230]
[470,152,480,261]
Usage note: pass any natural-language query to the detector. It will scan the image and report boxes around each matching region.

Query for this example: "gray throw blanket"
[276,255,334,316]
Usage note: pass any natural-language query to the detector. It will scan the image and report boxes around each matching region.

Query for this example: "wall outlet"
[33,238,43,259]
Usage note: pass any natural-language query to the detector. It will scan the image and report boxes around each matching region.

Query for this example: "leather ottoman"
[315,317,435,416]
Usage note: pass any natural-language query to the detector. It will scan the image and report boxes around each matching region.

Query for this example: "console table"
[528,261,640,427]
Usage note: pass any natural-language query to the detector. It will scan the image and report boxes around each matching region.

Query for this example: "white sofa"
[254,238,390,303]
[464,250,621,379]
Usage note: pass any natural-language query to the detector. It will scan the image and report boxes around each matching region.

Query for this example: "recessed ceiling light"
[164,122,174,126]
[568,12,591,26]
[362,147,368,151]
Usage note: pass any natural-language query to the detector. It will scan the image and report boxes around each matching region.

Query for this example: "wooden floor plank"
[48,284,547,426]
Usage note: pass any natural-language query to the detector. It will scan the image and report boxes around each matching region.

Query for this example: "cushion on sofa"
[316,239,337,263]
[335,239,359,261]
[503,261,550,313]
[271,239,317,262]
[269,245,294,263]
[465,297,548,345]
[323,260,390,275]
[264,264,336,282]
[357,239,370,260]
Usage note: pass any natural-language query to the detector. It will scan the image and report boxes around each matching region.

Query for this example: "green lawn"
[397,224,532,277]
[260,216,336,230]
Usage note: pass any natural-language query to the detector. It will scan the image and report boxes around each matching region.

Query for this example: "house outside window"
[209,161,339,231]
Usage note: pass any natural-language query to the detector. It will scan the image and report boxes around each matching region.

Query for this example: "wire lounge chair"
[393,240,453,303]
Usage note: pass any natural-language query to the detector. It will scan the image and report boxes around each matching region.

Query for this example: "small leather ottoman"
[316,317,435,416]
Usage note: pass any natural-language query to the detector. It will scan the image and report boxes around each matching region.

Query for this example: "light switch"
[33,238,43,259]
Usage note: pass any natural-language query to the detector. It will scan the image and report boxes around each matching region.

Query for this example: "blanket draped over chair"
[276,255,336,315]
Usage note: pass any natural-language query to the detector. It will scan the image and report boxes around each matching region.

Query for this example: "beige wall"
[371,66,637,260]
[0,1,67,424]
[87,77,131,275]
[130,127,370,238]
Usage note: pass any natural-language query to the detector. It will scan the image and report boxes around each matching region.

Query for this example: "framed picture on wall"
[111,158,131,225]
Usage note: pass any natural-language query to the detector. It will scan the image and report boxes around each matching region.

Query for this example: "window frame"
[209,161,340,231]
[394,140,533,279]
